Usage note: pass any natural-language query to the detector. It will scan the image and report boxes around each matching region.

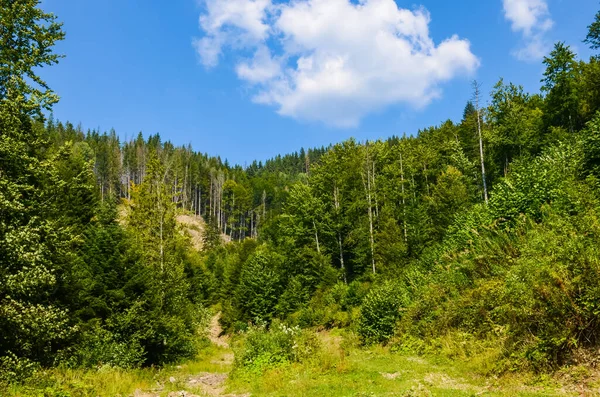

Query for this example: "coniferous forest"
[4,1,600,396]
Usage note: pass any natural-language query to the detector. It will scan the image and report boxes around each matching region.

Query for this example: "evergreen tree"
[585,8,600,51]
[541,42,581,132]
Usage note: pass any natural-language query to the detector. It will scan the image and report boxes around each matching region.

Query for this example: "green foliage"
[585,8,600,50]
[0,0,65,115]
[69,325,145,369]
[0,0,81,373]
[358,282,407,345]
[287,282,364,329]
[487,79,544,176]
[427,165,469,239]
[202,219,223,250]
[235,247,283,324]
[233,322,319,375]
[541,42,582,132]
[0,353,40,383]
[489,142,582,223]
[582,112,600,178]
[396,143,600,369]
[5,0,600,382]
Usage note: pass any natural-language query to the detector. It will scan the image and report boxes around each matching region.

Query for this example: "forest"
[3,1,600,396]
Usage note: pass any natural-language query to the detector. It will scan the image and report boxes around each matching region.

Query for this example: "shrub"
[70,325,145,369]
[358,282,407,345]
[0,352,40,383]
[234,321,319,375]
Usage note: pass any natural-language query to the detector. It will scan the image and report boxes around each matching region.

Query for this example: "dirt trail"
[183,314,240,396]
[208,312,230,349]
[133,313,242,397]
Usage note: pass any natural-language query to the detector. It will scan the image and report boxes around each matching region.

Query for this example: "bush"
[69,325,145,369]
[234,321,319,375]
[399,200,600,370]
[0,352,40,383]
[288,283,363,329]
[358,282,407,345]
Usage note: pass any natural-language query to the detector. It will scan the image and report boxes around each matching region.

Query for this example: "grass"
[3,329,598,396]
[2,344,234,397]
[228,329,591,397]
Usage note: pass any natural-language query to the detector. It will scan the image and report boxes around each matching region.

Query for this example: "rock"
[169,376,177,383]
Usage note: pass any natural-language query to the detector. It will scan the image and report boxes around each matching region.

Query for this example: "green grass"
[228,329,598,397]
[3,330,597,396]
[1,344,234,397]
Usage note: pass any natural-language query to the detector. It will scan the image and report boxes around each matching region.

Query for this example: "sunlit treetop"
[0,0,64,117]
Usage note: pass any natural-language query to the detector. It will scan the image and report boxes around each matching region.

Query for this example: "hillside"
[3,1,600,396]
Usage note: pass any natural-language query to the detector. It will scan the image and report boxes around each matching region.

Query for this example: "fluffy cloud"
[502,0,553,61]
[193,0,271,67]
[194,0,479,127]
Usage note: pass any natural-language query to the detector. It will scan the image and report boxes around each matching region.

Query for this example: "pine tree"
[541,42,581,132]
[585,9,600,51]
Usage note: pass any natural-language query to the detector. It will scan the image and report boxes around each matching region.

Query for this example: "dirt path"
[208,312,230,349]
[133,313,242,397]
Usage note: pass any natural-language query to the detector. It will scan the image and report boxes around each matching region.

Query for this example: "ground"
[176,214,206,252]
[126,317,599,397]
[5,314,600,396]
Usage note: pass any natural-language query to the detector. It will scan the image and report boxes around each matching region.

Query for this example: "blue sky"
[40,0,597,166]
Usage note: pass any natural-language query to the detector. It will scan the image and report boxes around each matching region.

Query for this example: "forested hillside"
[3,1,600,395]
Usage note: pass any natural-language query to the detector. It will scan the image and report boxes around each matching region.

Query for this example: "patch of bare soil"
[167,392,201,397]
[176,214,205,251]
[134,313,242,397]
[133,390,159,397]
[186,372,250,397]
[208,312,230,349]
[187,372,228,396]
[380,372,402,380]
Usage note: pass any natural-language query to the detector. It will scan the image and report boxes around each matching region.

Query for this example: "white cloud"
[502,0,553,61]
[236,46,281,84]
[193,0,271,67]
[194,0,480,127]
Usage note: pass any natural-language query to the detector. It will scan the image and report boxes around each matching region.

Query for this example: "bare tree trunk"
[473,80,489,204]
[262,190,266,221]
[209,175,213,220]
[333,184,346,283]
[194,185,198,216]
[400,152,408,243]
[372,160,379,219]
[156,179,164,275]
[239,213,244,242]
[231,191,235,237]
[411,173,417,203]
[305,151,310,175]
[183,163,188,209]
[363,145,376,275]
